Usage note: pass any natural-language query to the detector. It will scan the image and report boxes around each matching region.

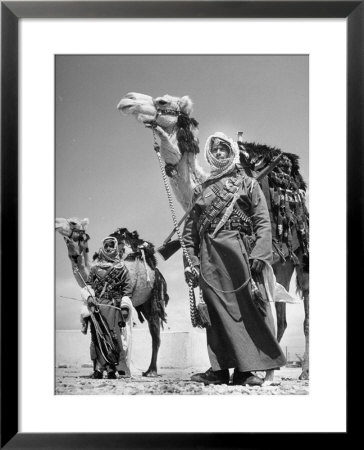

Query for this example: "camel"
[55,217,91,287]
[118,92,309,380]
[118,93,206,211]
[55,217,169,377]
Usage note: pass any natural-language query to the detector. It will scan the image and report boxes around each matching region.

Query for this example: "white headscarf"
[99,236,120,263]
[204,132,240,180]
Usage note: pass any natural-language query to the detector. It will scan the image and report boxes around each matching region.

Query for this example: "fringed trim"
[242,141,309,258]
[176,113,200,155]
[290,251,300,266]
[242,141,307,191]
[272,241,287,263]
[150,269,169,328]
[109,227,157,269]
[303,253,309,272]
[134,306,146,324]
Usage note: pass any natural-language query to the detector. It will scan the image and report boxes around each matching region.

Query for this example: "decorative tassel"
[176,114,189,128]
[272,241,286,263]
[179,141,188,153]
[197,290,211,327]
[135,306,145,324]
[176,115,200,155]
[303,253,309,272]
[290,251,300,266]
[148,270,168,327]
[197,302,211,327]
[192,142,200,154]
[165,163,177,177]
[251,278,267,316]
[177,128,187,141]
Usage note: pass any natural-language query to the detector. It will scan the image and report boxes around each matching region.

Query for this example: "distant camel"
[56,218,169,377]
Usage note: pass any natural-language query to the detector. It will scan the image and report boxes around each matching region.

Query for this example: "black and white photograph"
[2,0,355,442]
[55,54,309,395]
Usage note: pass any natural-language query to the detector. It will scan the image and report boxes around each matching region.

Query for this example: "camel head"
[55,217,89,240]
[55,217,91,269]
[153,94,193,130]
[117,92,194,130]
[117,92,204,211]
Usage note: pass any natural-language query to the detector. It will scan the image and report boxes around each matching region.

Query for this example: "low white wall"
[56,329,210,371]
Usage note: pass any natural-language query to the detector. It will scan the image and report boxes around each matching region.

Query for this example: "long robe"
[87,260,133,374]
[183,166,286,371]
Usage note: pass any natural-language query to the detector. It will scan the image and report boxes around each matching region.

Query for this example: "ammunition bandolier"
[197,170,254,247]
[91,264,128,303]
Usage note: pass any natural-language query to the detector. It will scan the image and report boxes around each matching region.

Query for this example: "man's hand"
[250,259,265,274]
[80,286,95,303]
[86,296,97,313]
[138,242,149,250]
[87,297,96,308]
[121,295,132,306]
[184,267,200,288]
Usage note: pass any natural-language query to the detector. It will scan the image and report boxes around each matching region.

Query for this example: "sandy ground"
[55,366,308,395]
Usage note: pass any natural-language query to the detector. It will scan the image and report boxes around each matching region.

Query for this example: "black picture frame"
[1,1,359,448]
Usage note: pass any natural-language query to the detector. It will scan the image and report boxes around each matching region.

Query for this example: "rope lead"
[152,129,206,328]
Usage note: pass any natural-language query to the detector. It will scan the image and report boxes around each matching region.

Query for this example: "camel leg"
[137,295,162,377]
[296,262,309,380]
[265,259,295,385]
[299,292,309,380]
[272,259,295,342]
[142,313,161,377]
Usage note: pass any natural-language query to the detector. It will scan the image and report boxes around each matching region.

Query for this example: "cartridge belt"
[208,217,253,235]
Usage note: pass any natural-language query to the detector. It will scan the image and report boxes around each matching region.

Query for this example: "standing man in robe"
[81,236,133,379]
[183,132,286,386]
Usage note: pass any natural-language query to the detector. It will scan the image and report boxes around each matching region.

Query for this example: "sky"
[55,55,308,352]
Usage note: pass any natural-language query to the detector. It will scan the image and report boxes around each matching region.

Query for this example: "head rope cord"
[152,128,207,328]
